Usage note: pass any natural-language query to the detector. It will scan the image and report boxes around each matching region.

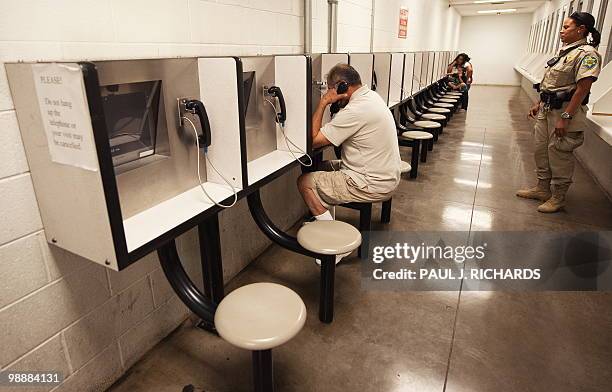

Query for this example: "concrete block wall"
[0,1,307,391]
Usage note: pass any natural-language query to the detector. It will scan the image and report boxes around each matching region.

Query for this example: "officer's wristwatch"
[561,112,573,120]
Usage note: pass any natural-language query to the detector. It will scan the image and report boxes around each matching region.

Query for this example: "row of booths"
[6,50,458,272]
[5,51,462,390]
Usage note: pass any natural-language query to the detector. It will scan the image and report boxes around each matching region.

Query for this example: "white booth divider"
[402,53,415,101]
[374,53,392,105]
[420,52,430,90]
[426,52,435,86]
[389,53,404,107]
[432,53,440,82]
[349,53,374,88]
[413,52,423,95]
[198,58,243,190]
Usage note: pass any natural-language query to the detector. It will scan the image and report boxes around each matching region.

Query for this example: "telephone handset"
[372,71,378,91]
[184,99,212,149]
[267,86,287,125]
[330,81,348,117]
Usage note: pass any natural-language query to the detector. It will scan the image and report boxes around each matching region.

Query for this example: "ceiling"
[449,0,546,16]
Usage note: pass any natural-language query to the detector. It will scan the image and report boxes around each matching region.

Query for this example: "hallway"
[109,86,612,392]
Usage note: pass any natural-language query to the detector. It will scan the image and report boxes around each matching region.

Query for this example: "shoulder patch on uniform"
[582,55,599,69]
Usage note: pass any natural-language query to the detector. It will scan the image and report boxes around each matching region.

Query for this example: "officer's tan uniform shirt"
[320,85,401,194]
[541,38,602,93]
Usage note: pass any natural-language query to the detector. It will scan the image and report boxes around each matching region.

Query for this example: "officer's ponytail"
[570,12,601,47]
[589,27,602,47]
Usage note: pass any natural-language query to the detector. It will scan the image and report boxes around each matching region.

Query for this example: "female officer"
[517,12,602,213]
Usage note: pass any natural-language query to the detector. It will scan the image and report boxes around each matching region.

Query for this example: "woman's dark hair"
[569,12,601,47]
[450,53,471,66]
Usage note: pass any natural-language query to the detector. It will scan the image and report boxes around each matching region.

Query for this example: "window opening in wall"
[605,19,612,66]
[541,18,548,52]
[546,14,555,52]
[542,18,548,52]
[596,0,608,31]
[553,9,563,53]
[535,21,542,53]
[586,0,594,13]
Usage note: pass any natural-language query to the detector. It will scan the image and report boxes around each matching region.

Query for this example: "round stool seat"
[215,283,306,351]
[297,220,361,255]
[446,93,462,97]
[433,103,454,108]
[400,160,411,173]
[414,120,441,129]
[428,107,451,114]
[439,98,457,103]
[401,130,434,140]
[444,94,461,98]
[421,113,446,121]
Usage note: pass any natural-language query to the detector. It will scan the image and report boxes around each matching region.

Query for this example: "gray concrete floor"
[109,86,612,392]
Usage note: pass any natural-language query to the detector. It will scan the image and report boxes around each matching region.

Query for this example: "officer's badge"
[582,55,599,69]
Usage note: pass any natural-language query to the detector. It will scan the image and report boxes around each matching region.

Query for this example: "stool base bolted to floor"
[399,131,434,177]
[215,282,307,392]
[297,220,361,323]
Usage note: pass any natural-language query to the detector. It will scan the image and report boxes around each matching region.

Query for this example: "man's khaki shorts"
[303,161,394,208]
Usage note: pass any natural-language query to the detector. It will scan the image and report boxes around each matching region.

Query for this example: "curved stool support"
[247,190,318,259]
[158,240,217,328]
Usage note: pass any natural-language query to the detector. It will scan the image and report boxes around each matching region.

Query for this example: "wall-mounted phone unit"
[178,97,212,149]
[6,57,244,271]
[239,55,312,186]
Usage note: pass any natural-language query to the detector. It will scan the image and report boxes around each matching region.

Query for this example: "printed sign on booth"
[398,7,408,39]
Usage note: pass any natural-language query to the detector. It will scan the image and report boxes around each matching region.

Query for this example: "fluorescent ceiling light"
[478,8,517,14]
[474,0,516,4]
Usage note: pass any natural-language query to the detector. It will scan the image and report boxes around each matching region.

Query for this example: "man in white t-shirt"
[297,63,401,222]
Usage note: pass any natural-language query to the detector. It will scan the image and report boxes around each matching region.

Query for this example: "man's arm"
[311,89,347,149]
[312,99,332,149]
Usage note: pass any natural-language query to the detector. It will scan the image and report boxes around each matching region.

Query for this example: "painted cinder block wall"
[0,1,460,390]
[0,1,309,391]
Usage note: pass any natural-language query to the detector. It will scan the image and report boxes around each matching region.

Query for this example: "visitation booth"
[348,53,374,88]
[373,52,392,105]
[388,53,405,107]
[311,53,349,126]
[402,52,415,101]
[6,58,244,270]
[239,55,311,186]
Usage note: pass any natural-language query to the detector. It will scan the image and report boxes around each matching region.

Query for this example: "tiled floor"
[109,86,612,392]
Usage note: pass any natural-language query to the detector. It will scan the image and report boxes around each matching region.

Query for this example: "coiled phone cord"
[183,116,238,208]
[263,98,313,167]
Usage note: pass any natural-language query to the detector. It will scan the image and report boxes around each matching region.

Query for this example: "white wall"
[460,13,532,86]
[0,1,307,391]
[372,0,461,52]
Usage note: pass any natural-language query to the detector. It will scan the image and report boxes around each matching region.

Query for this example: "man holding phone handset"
[297,64,401,263]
